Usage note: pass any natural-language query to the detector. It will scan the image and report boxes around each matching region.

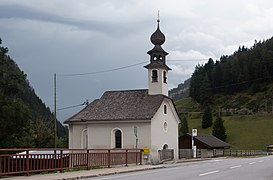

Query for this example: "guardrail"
[179,149,269,159]
[223,150,268,156]
[0,148,142,176]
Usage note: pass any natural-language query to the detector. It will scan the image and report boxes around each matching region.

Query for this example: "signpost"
[192,128,197,158]
[134,126,138,148]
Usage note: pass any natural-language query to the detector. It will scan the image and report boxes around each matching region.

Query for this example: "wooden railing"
[179,149,269,159]
[223,149,268,156]
[0,148,142,176]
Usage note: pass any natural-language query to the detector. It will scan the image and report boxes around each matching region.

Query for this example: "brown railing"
[0,148,142,176]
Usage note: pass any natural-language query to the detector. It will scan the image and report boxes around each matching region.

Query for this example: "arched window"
[82,129,88,149]
[164,105,167,114]
[115,130,122,148]
[163,71,167,83]
[152,70,158,82]
[163,144,169,149]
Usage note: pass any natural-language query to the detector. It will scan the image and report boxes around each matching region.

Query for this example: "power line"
[57,100,88,111]
[169,59,208,62]
[57,58,209,77]
[58,61,147,77]
[206,76,273,90]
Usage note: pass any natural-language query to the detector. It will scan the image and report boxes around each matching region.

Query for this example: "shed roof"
[64,89,169,123]
[184,133,231,148]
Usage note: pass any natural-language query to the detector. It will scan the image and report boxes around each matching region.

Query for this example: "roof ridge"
[104,89,148,93]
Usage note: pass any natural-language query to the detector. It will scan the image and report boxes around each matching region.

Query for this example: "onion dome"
[145,18,171,71]
[150,20,165,46]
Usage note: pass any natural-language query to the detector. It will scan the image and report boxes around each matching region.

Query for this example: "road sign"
[192,128,197,137]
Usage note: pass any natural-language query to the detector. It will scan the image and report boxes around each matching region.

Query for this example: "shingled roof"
[194,134,231,148]
[64,89,168,123]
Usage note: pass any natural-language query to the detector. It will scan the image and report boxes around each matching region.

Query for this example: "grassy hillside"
[185,113,273,150]
[175,97,201,113]
[176,86,273,150]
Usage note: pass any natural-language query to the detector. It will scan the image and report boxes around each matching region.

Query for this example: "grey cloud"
[0,4,139,37]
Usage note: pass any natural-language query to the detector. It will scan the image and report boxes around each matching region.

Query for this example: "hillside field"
[185,113,273,150]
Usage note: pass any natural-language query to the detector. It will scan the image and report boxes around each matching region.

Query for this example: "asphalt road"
[88,155,273,180]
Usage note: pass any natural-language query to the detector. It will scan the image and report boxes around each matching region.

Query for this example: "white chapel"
[64,19,181,163]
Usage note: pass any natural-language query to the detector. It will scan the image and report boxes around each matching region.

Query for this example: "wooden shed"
[179,133,231,149]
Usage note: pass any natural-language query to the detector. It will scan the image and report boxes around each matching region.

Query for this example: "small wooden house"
[179,133,231,149]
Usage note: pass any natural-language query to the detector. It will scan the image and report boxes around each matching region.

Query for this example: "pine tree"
[202,106,213,128]
[179,115,189,136]
[212,116,227,141]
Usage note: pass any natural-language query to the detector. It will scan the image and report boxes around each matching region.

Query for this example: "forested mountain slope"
[0,38,67,148]
[189,37,273,114]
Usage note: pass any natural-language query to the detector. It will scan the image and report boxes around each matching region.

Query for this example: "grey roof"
[195,134,231,148]
[187,133,231,148]
[144,62,171,71]
[64,89,168,123]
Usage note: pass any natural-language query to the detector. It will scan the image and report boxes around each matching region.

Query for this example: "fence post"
[108,150,111,168]
[87,149,89,170]
[135,150,138,165]
[0,156,2,174]
[139,149,142,165]
[54,150,57,169]
[125,150,128,166]
[60,150,63,173]
[26,150,29,176]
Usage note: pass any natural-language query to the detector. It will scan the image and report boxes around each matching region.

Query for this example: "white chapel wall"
[69,124,87,149]
[150,98,180,162]
[87,122,151,149]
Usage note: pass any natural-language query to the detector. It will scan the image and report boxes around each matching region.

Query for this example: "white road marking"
[258,160,264,163]
[249,162,256,165]
[230,165,242,169]
[199,170,219,176]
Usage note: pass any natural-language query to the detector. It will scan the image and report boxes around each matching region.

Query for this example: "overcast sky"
[1,0,273,123]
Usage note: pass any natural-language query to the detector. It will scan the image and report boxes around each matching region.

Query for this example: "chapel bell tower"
[145,18,171,96]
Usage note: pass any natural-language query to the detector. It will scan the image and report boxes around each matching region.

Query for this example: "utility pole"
[265,95,267,113]
[271,89,273,114]
[54,73,57,148]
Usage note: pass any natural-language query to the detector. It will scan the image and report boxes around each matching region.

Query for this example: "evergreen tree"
[179,115,189,136]
[202,106,213,128]
[189,36,273,105]
[212,116,227,141]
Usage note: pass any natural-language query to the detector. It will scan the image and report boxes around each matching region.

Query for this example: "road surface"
[87,155,273,180]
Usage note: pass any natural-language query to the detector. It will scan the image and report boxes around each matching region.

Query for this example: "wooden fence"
[158,149,174,161]
[223,150,268,156]
[0,148,142,176]
[179,149,269,159]
[179,149,193,159]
